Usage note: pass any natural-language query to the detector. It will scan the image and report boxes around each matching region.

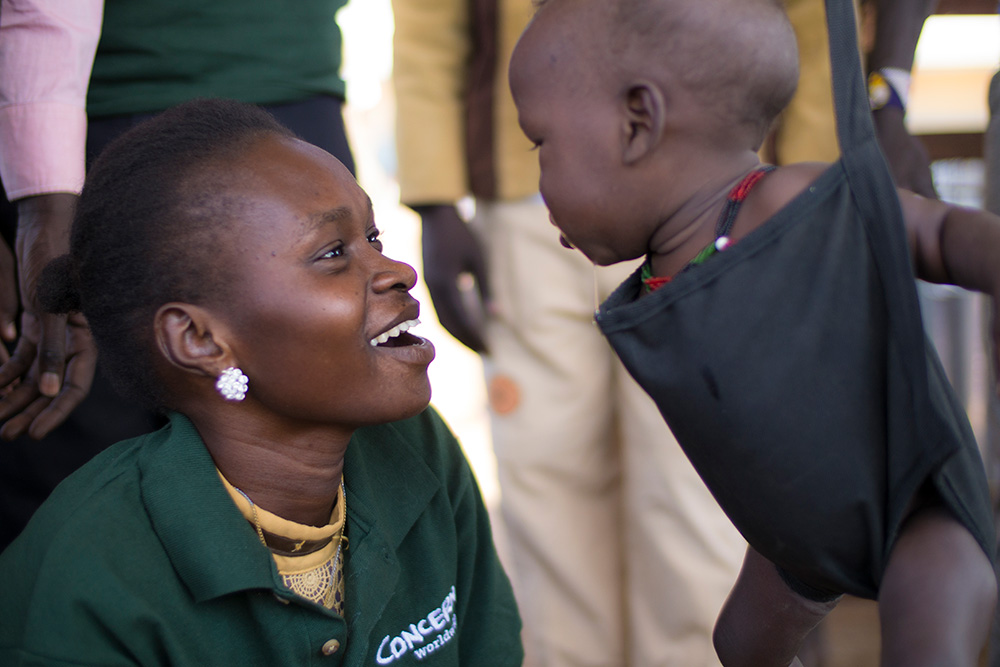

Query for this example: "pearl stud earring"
[216,367,249,401]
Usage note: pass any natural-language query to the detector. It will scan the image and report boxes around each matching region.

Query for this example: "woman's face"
[208,135,434,429]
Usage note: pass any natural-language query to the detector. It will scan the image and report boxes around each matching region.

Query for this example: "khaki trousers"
[476,198,746,667]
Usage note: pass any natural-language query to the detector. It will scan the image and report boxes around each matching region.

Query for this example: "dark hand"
[0,193,97,439]
[415,204,491,354]
[873,106,937,199]
[0,310,95,440]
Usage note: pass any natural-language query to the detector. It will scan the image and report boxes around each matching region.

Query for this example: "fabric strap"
[823,0,939,440]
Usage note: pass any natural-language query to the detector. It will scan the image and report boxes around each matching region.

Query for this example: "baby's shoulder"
[761,162,829,205]
[740,162,831,232]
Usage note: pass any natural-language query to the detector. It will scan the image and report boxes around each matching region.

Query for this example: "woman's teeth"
[370,319,420,347]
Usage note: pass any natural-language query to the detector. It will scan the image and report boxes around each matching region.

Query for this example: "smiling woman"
[0,98,523,666]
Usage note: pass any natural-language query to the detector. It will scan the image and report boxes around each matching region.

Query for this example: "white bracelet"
[878,67,912,109]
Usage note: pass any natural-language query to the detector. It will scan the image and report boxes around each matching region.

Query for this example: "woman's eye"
[368,229,384,251]
[321,245,344,259]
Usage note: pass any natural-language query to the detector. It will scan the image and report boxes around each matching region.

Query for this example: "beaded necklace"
[642,164,776,292]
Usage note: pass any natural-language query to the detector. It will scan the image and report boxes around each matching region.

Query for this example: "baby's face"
[208,135,434,428]
[509,2,650,266]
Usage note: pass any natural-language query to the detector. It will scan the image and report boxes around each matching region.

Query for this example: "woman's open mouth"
[370,318,423,348]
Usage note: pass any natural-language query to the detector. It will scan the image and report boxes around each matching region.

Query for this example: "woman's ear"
[622,81,667,165]
[154,303,233,377]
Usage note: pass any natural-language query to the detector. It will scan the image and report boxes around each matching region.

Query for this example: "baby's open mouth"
[370,319,422,347]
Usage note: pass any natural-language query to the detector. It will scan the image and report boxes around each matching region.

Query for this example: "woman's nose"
[372,256,417,293]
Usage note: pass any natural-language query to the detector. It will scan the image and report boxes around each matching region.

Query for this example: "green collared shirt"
[0,410,523,666]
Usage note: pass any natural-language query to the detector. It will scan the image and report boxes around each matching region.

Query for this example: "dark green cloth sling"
[596,0,995,598]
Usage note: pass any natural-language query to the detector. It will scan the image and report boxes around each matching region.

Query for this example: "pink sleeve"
[0,0,103,200]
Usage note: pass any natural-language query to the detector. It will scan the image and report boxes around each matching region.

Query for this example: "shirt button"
[321,639,341,656]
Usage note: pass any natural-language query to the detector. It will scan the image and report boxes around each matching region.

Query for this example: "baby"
[0,98,523,665]
[510,0,998,665]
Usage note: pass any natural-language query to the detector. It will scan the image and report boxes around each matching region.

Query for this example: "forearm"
[905,186,1000,294]
[938,206,1000,296]
[0,0,102,199]
[13,193,75,303]
[15,192,76,238]
[390,0,470,205]
[868,0,937,72]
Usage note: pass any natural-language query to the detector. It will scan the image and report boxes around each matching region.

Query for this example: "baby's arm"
[901,189,1000,378]
[902,189,1000,293]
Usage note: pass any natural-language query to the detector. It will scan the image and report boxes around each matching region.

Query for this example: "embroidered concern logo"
[376,586,458,664]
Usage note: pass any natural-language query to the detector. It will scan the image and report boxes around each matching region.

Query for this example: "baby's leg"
[713,546,839,667]
[879,506,997,666]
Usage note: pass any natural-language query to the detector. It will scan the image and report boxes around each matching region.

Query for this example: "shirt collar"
[139,413,279,602]
[139,412,441,604]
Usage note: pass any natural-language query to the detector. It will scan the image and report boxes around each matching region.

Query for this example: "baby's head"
[42,99,434,426]
[509,0,799,265]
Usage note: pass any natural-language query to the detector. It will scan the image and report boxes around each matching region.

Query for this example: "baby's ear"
[621,81,667,165]
[154,303,233,378]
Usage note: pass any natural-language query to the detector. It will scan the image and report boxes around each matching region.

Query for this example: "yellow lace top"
[218,471,347,614]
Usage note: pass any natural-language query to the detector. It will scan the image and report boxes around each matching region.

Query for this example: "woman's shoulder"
[0,432,169,650]
[12,434,155,548]
[0,424,178,576]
